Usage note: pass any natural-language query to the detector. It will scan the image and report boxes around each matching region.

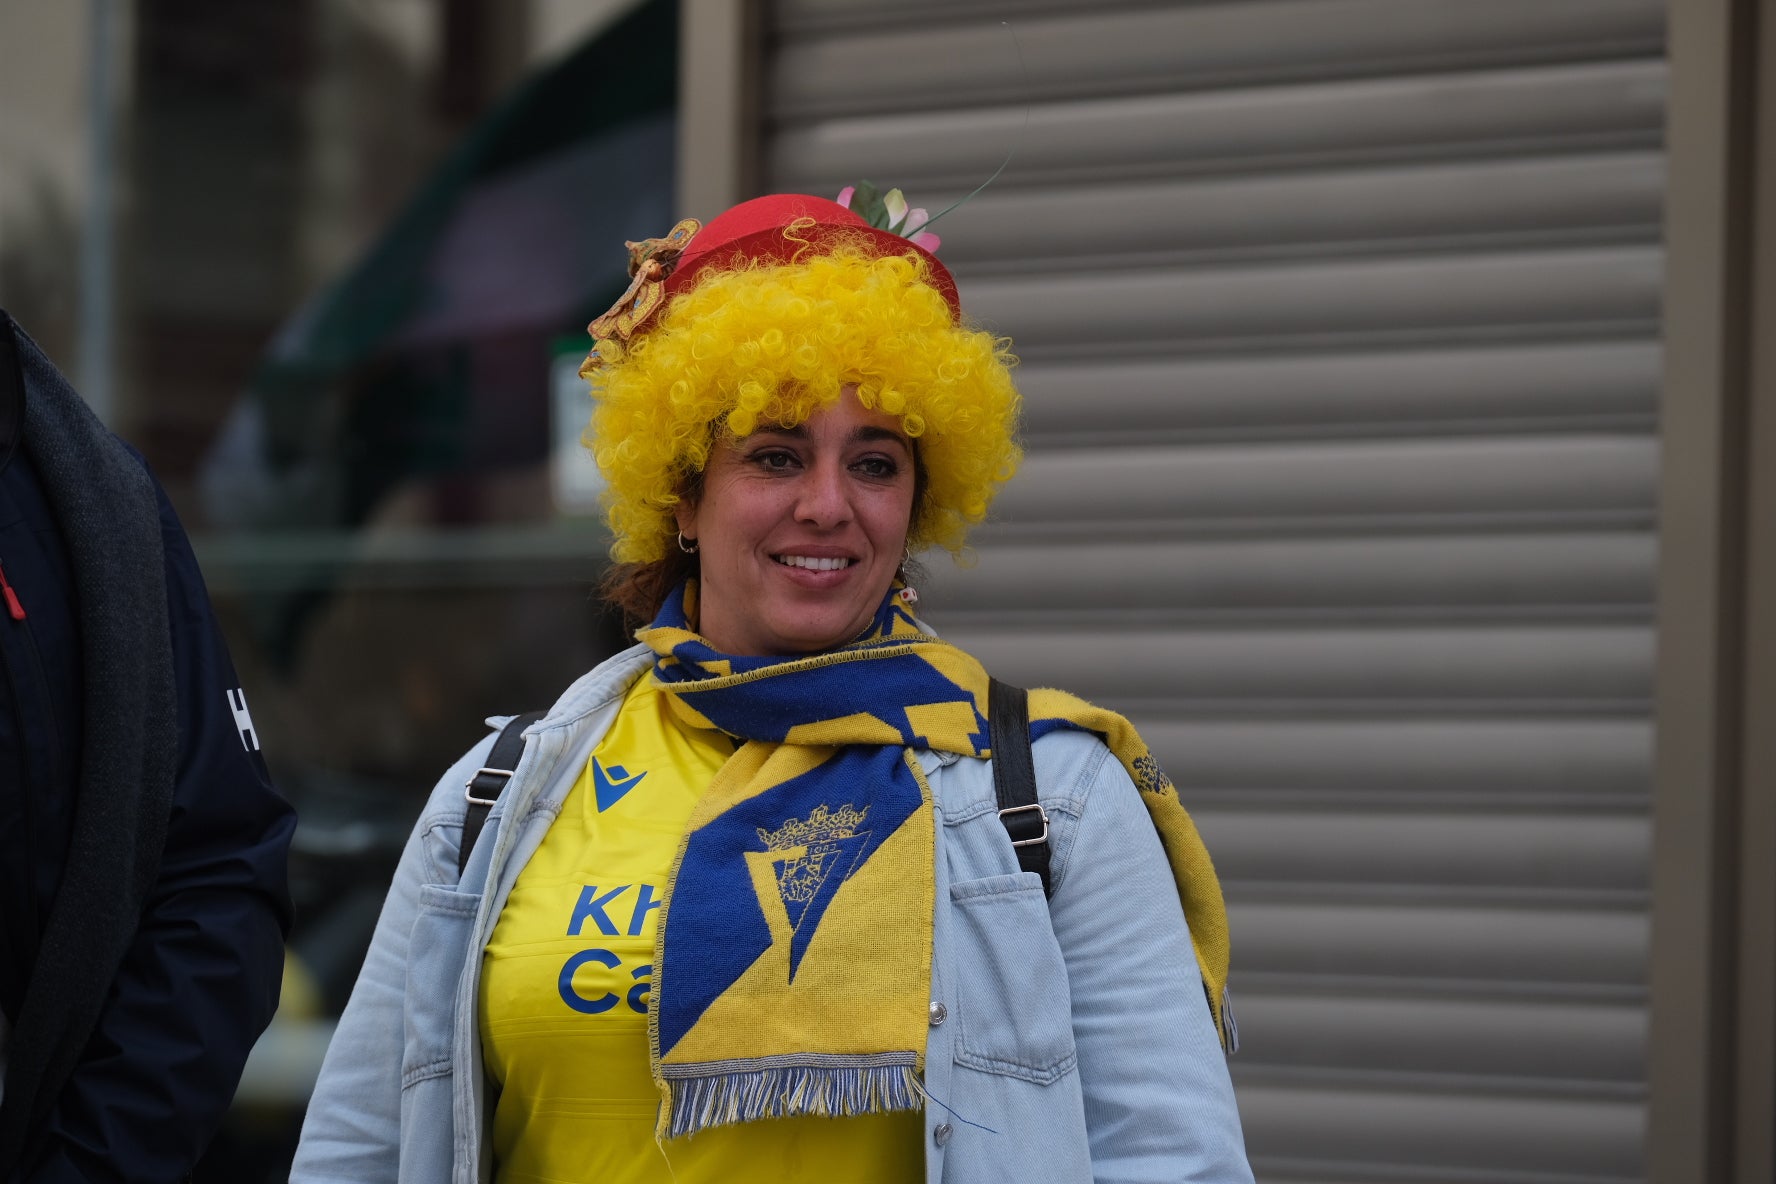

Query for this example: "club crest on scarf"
[634,581,1236,1141]
[757,803,872,979]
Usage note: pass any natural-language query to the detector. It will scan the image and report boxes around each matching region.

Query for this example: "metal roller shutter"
[761,1,1663,1180]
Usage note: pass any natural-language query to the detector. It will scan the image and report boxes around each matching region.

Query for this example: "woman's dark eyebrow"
[852,426,913,452]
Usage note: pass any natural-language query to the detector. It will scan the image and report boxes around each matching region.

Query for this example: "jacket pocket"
[948,872,1077,1085]
[401,882,481,1086]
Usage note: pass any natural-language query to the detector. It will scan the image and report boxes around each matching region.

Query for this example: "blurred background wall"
[2,1,1773,1181]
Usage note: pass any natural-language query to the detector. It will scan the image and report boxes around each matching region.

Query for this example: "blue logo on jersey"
[592,758,647,812]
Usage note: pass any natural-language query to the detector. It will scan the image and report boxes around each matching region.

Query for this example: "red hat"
[586,192,960,365]
[665,193,959,315]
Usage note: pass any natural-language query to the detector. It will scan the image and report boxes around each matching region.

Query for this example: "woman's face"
[675,385,916,656]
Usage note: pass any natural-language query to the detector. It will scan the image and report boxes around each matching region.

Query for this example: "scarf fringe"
[662,1062,923,1139]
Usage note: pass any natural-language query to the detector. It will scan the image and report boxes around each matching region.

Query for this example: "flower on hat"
[902,208,940,254]
[836,181,941,254]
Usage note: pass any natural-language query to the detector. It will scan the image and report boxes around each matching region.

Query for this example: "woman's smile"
[774,553,854,572]
[676,385,916,656]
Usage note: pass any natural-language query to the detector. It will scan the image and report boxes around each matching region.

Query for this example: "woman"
[292,190,1252,1183]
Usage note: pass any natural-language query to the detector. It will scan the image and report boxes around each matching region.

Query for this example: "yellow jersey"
[479,675,922,1183]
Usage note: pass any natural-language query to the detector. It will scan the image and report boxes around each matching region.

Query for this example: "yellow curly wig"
[584,244,1022,564]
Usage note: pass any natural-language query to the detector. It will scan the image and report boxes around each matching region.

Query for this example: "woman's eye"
[754,449,797,471]
[854,456,899,479]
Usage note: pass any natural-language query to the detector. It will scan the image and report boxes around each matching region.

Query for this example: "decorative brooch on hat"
[584,217,701,367]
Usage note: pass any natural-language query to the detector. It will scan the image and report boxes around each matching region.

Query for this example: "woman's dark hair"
[600,550,699,631]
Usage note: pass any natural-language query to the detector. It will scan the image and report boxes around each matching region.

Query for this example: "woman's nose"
[794,460,852,526]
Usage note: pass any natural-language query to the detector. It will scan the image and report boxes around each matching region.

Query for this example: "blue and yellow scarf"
[640,582,1232,1140]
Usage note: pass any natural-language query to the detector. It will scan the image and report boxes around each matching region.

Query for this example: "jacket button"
[933,1123,953,1146]
[929,1001,947,1026]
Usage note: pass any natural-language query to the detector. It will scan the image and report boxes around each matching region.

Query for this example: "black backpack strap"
[459,711,545,878]
[989,678,1051,896]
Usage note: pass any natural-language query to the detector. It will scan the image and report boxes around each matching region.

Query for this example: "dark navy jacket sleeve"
[25,485,296,1184]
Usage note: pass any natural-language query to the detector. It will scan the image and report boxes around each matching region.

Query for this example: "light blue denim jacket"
[290,645,1252,1184]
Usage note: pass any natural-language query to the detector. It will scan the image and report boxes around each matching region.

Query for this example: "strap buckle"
[997,802,1049,848]
[465,767,514,807]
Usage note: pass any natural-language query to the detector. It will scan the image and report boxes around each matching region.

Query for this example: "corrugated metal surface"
[762,1,1663,1179]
